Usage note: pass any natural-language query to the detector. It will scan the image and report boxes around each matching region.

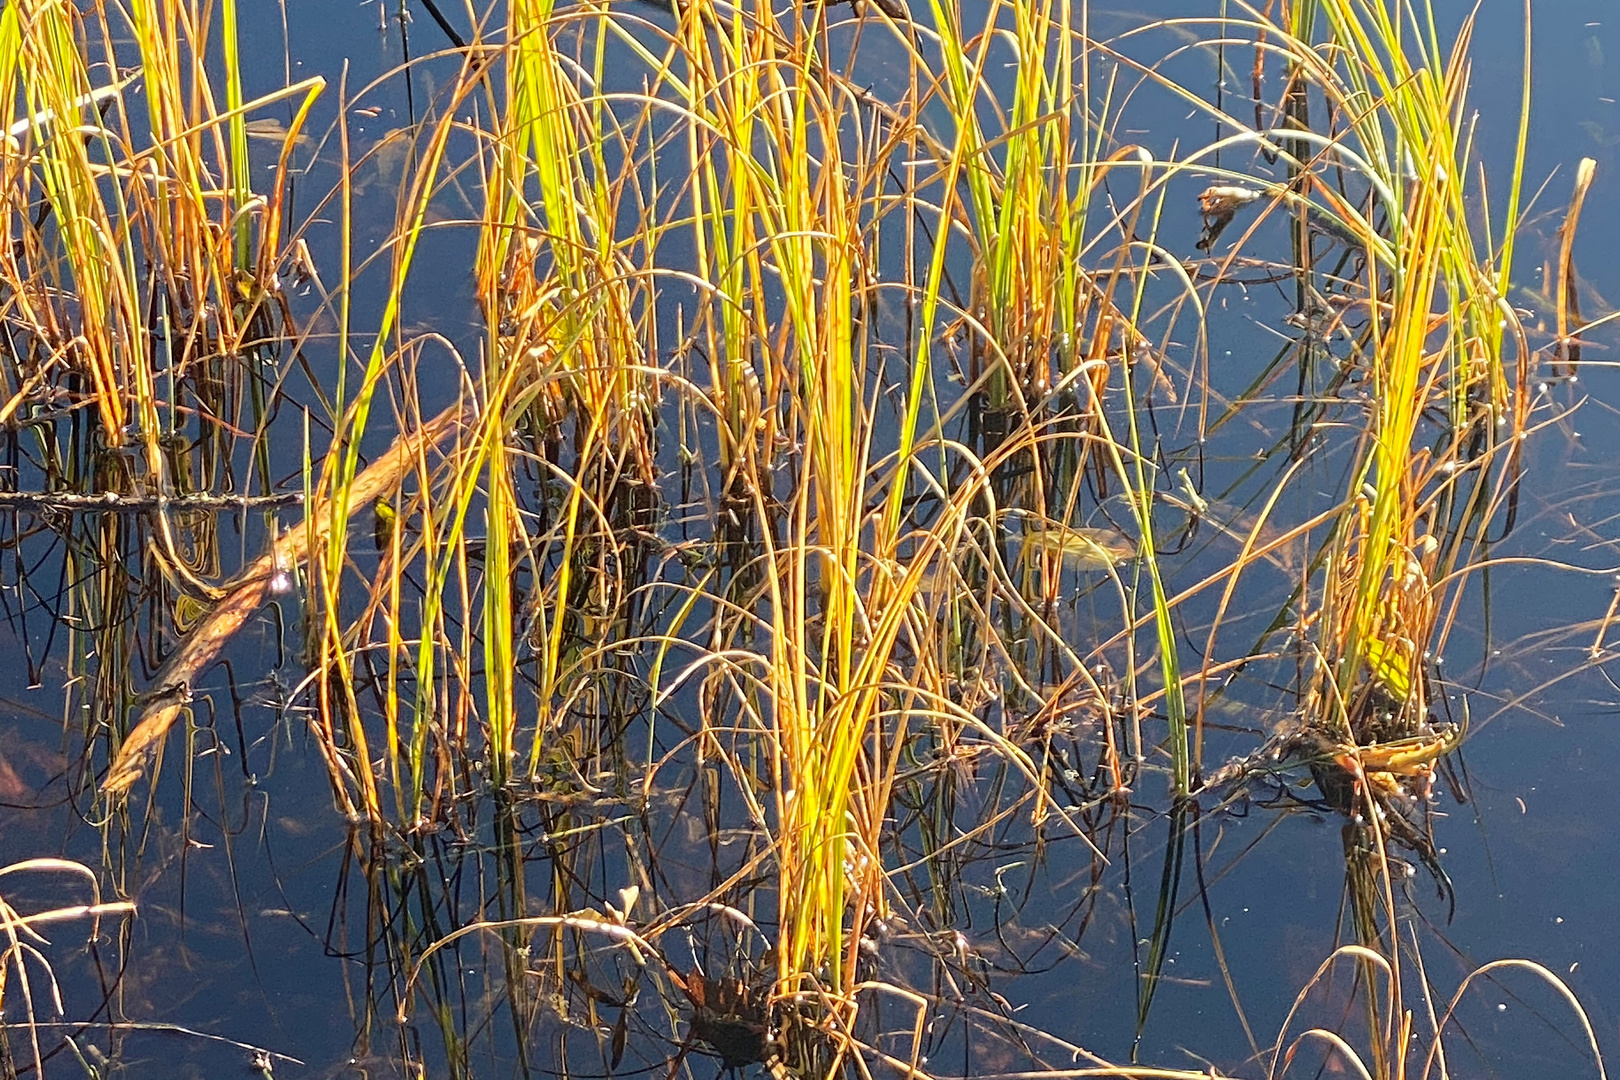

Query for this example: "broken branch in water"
[102,402,472,797]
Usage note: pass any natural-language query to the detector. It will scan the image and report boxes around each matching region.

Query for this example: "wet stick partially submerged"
[102,401,474,796]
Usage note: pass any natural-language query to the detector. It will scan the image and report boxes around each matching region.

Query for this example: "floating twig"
[0,491,303,514]
[103,402,472,796]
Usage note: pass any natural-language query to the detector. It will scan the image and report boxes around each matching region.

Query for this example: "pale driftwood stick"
[103,402,472,796]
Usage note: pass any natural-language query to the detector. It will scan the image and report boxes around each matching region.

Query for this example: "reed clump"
[0,0,320,801]
[1,0,1597,1077]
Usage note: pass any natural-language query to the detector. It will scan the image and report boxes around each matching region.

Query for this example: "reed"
[307,66,464,823]
[1216,0,1533,740]
[6,0,1580,1076]
[642,0,920,1012]
[0,859,136,1079]
[0,0,318,801]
